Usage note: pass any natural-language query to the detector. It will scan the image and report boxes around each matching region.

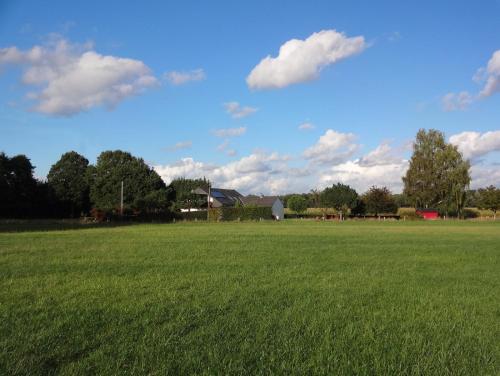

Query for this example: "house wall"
[272,199,284,220]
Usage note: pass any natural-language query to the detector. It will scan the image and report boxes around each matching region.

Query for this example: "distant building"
[192,187,243,208]
[241,196,284,220]
[193,187,284,220]
[416,208,439,220]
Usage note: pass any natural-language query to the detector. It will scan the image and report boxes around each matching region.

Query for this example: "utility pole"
[207,182,211,221]
[120,180,124,216]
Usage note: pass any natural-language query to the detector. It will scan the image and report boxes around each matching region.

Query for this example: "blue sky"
[1,0,499,194]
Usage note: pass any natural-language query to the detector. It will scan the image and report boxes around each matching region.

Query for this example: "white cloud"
[212,126,247,138]
[223,102,258,119]
[479,50,500,98]
[469,164,500,189]
[0,37,158,116]
[246,29,366,89]
[319,142,408,193]
[163,68,206,85]
[154,151,297,194]
[320,159,408,194]
[298,122,315,131]
[166,140,192,152]
[449,130,500,160]
[154,142,409,195]
[358,142,402,167]
[442,49,500,110]
[216,139,238,157]
[442,91,474,111]
[303,129,359,165]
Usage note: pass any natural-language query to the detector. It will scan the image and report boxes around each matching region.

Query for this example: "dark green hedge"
[208,206,273,221]
[176,211,207,221]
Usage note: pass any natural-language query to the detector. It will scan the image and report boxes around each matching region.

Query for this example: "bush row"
[176,211,207,221]
[208,206,273,221]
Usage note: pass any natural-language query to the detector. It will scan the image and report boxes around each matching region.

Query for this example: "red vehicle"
[416,209,439,220]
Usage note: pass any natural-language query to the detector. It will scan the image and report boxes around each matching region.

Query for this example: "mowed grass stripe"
[0,221,498,375]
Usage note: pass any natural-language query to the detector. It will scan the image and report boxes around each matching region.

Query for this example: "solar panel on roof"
[211,190,225,198]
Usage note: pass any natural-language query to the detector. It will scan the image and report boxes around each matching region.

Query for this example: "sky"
[1,0,499,194]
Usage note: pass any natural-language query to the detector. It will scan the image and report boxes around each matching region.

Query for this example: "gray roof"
[193,187,243,207]
[240,196,280,207]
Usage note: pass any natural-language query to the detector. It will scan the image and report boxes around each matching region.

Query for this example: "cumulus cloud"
[442,91,474,111]
[320,159,408,194]
[246,29,366,89]
[449,130,500,160]
[319,142,408,193]
[165,140,192,152]
[479,50,500,98]
[298,122,315,131]
[442,49,500,110]
[469,164,500,189]
[303,129,359,165]
[154,151,297,194]
[163,68,206,85]
[0,37,158,116]
[212,126,247,138]
[358,142,403,167]
[223,102,258,118]
[154,142,410,195]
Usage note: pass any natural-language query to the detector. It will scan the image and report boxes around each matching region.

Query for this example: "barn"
[416,209,439,220]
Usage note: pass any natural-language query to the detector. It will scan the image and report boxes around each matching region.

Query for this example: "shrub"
[462,208,479,219]
[397,207,423,220]
[208,206,273,221]
[177,211,207,221]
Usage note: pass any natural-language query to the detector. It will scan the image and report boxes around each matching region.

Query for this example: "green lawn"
[0,221,499,375]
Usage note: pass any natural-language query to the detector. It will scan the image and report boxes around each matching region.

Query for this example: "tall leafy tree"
[0,152,38,217]
[47,151,90,217]
[320,183,358,219]
[287,194,308,215]
[168,177,210,210]
[477,185,500,219]
[403,129,471,216]
[363,186,397,216]
[90,150,169,213]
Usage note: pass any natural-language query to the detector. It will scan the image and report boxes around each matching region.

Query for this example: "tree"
[168,177,210,210]
[477,185,500,219]
[47,151,90,217]
[309,189,321,208]
[363,186,397,216]
[320,183,358,219]
[392,193,411,208]
[90,150,170,213]
[403,129,471,217]
[287,194,308,215]
[0,152,38,217]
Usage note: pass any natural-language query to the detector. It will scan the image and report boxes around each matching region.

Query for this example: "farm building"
[240,196,285,220]
[193,187,284,220]
[416,209,439,220]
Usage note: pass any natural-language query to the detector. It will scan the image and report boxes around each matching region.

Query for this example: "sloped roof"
[193,187,243,207]
[240,196,280,207]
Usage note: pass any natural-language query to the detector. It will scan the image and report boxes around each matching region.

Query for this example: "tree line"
[0,150,209,219]
[1,129,499,219]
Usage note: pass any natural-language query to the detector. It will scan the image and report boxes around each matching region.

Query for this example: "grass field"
[1,221,499,375]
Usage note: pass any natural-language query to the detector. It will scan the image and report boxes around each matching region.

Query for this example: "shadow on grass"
[0,219,140,233]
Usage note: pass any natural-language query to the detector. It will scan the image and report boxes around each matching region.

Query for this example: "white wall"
[272,199,284,220]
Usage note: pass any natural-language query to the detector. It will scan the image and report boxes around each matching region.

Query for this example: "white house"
[240,196,285,220]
